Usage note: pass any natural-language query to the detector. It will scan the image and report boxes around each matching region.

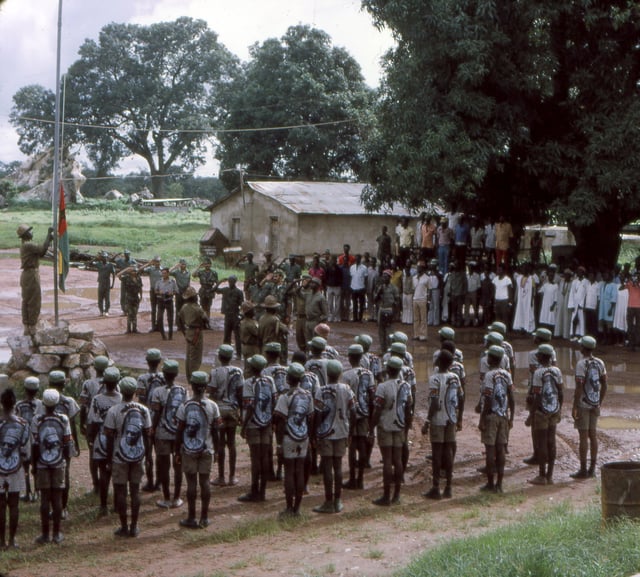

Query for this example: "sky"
[0,0,394,174]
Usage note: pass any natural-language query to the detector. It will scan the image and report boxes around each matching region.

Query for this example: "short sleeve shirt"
[480,368,513,417]
[375,378,413,432]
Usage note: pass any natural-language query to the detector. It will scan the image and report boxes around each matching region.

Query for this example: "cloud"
[0,0,393,167]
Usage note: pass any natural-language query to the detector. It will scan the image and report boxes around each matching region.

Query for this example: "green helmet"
[309,336,327,351]
[537,343,555,357]
[438,327,455,341]
[264,342,281,353]
[348,344,364,356]
[24,376,40,391]
[118,377,138,395]
[93,355,109,370]
[326,359,343,378]
[48,370,66,385]
[162,360,179,375]
[103,367,121,384]
[386,357,403,370]
[390,342,407,355]
[580,336,596,350]
[391,331,408,344]
[486,331,504,346]
[217,344,234,359]
[190,371,209,386]
[248,355,267,370]
[146,348,162,362]
[287,363,306,379]
[487,345,505,360]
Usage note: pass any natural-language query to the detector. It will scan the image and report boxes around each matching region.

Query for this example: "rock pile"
[6,320,109,387]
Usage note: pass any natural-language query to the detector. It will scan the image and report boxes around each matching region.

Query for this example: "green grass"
[399,504,640,577]
[0,204,239,275]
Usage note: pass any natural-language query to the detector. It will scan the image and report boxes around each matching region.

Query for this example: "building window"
[231,217,241,242]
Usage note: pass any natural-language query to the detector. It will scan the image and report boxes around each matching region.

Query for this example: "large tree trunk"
[568,212,623,270]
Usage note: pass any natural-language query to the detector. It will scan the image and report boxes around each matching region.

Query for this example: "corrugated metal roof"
[246,181,417,216]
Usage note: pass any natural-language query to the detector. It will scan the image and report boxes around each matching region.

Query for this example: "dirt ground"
[1,250,639,577]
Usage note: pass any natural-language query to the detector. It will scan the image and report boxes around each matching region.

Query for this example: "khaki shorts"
[481,414,508,446]
[353,417,369,437]
[377,428,405,448]
[218,405,240,428]
[574,407,599,431]
[36,467,65,490]
[430,423,456,444]
[112,462,144,486]
[246,426,272,446]
[534,411,560,431]
[317,438,347,458]
[155,438,176,456]
[181,452,213,475]
[282,435,309,459]
[0,469,25,493]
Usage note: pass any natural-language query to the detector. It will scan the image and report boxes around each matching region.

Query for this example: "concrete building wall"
[210,190,417,258]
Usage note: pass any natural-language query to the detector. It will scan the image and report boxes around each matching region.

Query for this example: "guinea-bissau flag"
[58,182,69,292]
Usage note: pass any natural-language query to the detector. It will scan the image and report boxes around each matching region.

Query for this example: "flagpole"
[52,0,64,326]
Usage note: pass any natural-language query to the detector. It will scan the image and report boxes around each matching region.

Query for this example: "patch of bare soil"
[1,253,638,577]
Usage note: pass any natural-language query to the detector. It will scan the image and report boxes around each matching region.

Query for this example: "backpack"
[0,419,26,474]
[285,389,312,442]
[146,373,165,403]
[37,416,65,467]
[224,367,243,409]
[316,385,337,439]
[162,386,187,434]
[118,406,147,463]
[540,369,560,415]
[355,369,372,418]
[582,359,601,407]
[444,376,461,425]
[369,354,382,378]
[300,372,318,395]
[394,380,412,429]
[94,426,108,459]
[490,371,509,417]
[181,401,209,456]
[252,377,274,427]
[270,366,288,395]
[306,360,327,388]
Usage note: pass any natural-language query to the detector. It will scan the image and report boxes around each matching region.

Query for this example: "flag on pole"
[58,183,69,292]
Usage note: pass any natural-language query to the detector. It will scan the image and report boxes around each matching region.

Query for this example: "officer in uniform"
[304,277,328,343]
[115,249,137,315]
[17,224,54,336]
[374,270,400,353]
[192,258,218,317]
[170,259,191,329]
[178,286,209,381]
[175,371,222,529]
[155,267,179,341]
[258,295,288,354]
[236,251,260,300]
[240,302,260,370]
[92,251,116,317]
[142,256,163,332]
[116,265,143,334]
[104,376,152,538]
[216,275,245,358]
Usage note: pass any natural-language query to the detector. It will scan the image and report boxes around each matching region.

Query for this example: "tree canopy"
[217,25,374,186]
[11,17,239,196]
[362,0,640,266]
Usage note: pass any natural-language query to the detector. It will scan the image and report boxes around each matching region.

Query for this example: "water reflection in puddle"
[599,416,640,430]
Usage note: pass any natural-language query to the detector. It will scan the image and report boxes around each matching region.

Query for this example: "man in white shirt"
[412,261,430,341]
[492,265,513,325]
[350,254,368,323]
